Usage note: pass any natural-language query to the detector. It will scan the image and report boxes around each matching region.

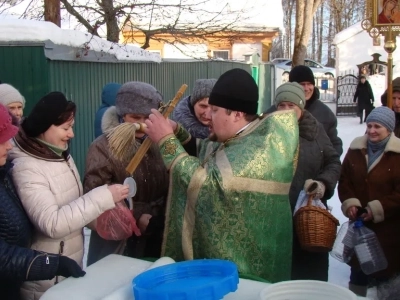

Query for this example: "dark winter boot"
[359,111,363,124]
[349,283,368,297]
[360,116,363,124]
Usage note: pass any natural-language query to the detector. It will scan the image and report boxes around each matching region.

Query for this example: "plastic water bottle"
[353,219,388,275]
[330,221,355,263]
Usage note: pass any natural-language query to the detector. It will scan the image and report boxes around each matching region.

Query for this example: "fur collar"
[101,106,120,133]
[350,133,400,153]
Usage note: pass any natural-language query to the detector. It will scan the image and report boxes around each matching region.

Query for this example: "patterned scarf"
[367,135,390,169]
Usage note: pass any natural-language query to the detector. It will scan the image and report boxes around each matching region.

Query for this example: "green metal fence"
[0,44,274,176]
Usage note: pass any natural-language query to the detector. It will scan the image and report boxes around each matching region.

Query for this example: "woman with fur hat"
[0,83,25,122]
[0,104,86,300]
[83,81,169,266]
[172,78,217,139]
[339,106,400,296]
[8,92,129,300]
[275,82,341,281]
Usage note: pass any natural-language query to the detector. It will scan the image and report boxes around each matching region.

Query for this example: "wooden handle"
[306,194,314,207]
[125,84,188,175]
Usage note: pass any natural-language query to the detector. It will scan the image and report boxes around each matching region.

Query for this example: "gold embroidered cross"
[164,140,178,155]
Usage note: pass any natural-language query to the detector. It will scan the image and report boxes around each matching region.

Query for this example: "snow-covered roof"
[0,19,161,63]
[333,21,363,46]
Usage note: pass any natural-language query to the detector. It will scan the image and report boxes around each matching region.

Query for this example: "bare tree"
[326,0,365,65]
[3,0,254,46]
[317,2,324,63]
[270,31,284,59]
[122,1,251,49]
[292,0,322,66]
[282,0,296,58]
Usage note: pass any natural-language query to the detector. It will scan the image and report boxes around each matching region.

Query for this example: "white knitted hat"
[0,84,25,108]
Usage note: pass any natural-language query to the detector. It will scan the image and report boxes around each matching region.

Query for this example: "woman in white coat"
[9,92,129,300]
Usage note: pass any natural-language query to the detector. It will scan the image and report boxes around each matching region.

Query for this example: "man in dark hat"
[144,68,300,283]
[266,65,343,156]
[381,77,400,137]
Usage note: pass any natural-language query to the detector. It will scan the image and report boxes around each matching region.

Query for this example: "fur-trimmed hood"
[349,132,400,154]
[101,106,120,133]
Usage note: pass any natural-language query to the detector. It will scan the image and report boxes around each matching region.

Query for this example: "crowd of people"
[0,65,399,300]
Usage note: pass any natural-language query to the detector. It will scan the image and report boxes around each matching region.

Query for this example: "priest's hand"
[144,109,174,144]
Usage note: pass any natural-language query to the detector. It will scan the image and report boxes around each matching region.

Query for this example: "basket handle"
[306,194,314,207]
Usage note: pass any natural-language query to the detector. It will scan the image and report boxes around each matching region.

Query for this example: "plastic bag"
[293,189,327,216]
[97,202,141,240]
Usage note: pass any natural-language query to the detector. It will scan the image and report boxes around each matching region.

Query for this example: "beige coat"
[9,145,115,300]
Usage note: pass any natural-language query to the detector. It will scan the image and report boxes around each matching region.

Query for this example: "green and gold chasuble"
[158,111,299,283]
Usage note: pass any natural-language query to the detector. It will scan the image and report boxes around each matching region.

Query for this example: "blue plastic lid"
[354,218,364,228]
[132,259,239,300]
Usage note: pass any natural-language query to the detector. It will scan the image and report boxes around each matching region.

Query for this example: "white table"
[41,255,369,300]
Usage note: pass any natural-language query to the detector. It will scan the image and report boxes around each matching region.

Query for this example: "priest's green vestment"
[158,110,299,282]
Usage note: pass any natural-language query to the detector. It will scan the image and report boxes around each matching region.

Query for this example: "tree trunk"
[312,16,316,60]
[327,8,334,67]
[283,0,296,58]
[44,0,61,27]
[317,3,323,63]
[292,0,322,66]
[100,0,120,42]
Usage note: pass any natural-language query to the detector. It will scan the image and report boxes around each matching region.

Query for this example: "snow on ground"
[328,115,383,299]
[328,116,367,287]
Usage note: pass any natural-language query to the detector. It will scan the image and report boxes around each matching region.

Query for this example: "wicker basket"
[294,195,340,252]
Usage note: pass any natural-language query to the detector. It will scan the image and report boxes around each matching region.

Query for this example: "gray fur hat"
[190,79,217,106]
[116,81,163,116]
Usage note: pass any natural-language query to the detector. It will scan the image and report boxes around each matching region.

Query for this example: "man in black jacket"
[266,66,343,156]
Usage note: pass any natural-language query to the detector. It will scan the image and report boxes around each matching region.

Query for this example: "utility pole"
[44,0,61,27]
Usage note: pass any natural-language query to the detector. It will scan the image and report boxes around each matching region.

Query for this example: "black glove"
[56,256,86,278]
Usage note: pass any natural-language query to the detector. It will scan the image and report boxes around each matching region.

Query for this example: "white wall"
[334,24,400,79]
[232,43,262,60]
[163,43,208,59]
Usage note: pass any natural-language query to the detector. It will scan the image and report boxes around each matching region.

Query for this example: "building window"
[213,50,229,60]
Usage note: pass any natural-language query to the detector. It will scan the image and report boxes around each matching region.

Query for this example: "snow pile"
[0,19,161,63]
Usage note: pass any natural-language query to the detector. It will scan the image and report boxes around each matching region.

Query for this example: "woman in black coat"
[0,105,85,300]
[274,82,341,281]
[353,75,374,124]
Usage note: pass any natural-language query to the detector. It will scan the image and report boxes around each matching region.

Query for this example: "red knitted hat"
[0,103,19,144]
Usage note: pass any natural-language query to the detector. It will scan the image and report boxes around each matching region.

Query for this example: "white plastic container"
[259,280,358,300]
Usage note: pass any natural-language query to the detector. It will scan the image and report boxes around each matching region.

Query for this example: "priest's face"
[208,105,237,142]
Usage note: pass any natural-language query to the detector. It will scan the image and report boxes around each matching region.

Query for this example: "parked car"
[271,58,336,81]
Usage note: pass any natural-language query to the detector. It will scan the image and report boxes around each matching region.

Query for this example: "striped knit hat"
[366,106,395,132]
